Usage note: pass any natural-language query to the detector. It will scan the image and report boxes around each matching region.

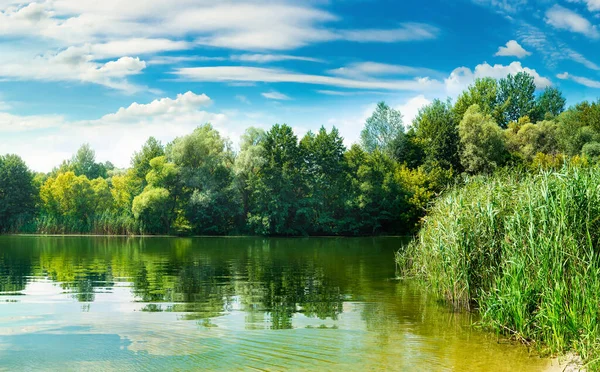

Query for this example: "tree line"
[0,71,598,236]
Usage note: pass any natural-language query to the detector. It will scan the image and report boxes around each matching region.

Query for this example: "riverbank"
[397,166,600,370]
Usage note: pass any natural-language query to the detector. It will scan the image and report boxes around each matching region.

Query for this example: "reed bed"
[398,166,600,368]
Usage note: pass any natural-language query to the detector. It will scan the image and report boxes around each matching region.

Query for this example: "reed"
[398,165,600,367]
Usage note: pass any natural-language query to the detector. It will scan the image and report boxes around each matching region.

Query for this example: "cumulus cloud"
[495,40,531,58]
[396,95,431,127]
[0,92,227,171]
[0,48,147,92]
[445,61,551,97]
[567,0,600,12]
[545,5,599,39]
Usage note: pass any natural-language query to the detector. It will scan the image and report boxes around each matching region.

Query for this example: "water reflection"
[0,236,550,371]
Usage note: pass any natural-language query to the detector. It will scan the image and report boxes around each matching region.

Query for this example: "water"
[0,236,549,371]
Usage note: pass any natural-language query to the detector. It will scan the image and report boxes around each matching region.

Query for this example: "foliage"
[0,154,37,232]
[458,104,507,174]
[497,72,537,127]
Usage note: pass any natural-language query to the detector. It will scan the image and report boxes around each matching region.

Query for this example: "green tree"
[71,144,107,179]
[0,154,37,232]
[534,87,566,121]
[413,99,461,171]
[360,102,404,156]
[167,124,238,234]
[132,187,172,234]
[299,126,348,234]
[497,72,537,127]
[458,105,507,174]
[454,78,499,123]
[234,127,267,222]
[131,137,165,187]
[249,124,304,235]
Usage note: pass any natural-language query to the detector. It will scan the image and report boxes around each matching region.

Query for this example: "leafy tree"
[413,99,461,171]
[534,87,566,121]
[0,154,37,232]
[582,142,600,163]
[39,172,96,231]
[299,126,348,234]
[497,72,537,127]
[458,105,507,174]
[132,187,172,234]
[131,137,164,186]
[234,127,267,221]
[167,124,238,234]
[360,102,404,156]
[454,78,499,123]
[71,144,107,179]
[249,124,304,235]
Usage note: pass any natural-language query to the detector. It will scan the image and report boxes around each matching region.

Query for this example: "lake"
[0,236,550,371]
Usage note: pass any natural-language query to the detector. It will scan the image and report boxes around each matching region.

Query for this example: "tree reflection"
[0,236,400,329]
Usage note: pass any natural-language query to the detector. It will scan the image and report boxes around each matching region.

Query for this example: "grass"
[397,165,600,368]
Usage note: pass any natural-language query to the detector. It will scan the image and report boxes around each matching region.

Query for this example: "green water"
[0,236,549,371]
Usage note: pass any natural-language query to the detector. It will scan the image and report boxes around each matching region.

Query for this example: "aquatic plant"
[398,165,600,368]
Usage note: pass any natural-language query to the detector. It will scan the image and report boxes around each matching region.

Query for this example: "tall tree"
[0,154,36,232]
[131,137,165,186]
[454,77,499,123]
[534,87,566,121]
[250,124,304,235]
[299,126,348,234]
[413,99,461,171]
[71,144,107,180]
[497,72,537,127]
[360,102,405,156]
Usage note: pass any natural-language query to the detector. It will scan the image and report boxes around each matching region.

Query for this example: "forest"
[1,71,599,236]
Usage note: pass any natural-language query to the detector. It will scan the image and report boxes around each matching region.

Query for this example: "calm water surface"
[0,236,549,371]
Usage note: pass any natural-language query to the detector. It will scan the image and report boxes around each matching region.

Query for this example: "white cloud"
[0,92,227,171]
[518,22,600,70]
[0,48,147,92]
[262,91,291,100]
[235,95,250,104]
[556,71,600,88]
[545,5,599,39]
[175,66,443,91]
[0,2,440,51]
[495,40,531,58]
[231,54,322,63]
[472,0,528,13]
[445,61,551,97]
[567,0,600,12]
[335,23,440,42]
[396,95,431,126]
[328,62,440,78]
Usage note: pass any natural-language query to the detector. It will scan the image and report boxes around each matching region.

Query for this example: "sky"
[2,0,600,171]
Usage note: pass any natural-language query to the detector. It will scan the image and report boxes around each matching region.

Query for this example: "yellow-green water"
[0,236,549,371]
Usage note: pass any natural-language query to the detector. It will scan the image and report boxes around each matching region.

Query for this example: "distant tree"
[497,72,537,127]
[131,137,165,186]
[167,124,238,234]
[413,99,461,171]
[454,78,499,123]
[249,124,304,235]
[360,102,405,156]
[534,87,566,121]
[0,154,36,232]
[71,144,107,179]
[299,126,348,234]
[459,105,507,174]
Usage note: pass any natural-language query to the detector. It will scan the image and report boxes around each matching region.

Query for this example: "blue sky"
[1,0,600,171]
